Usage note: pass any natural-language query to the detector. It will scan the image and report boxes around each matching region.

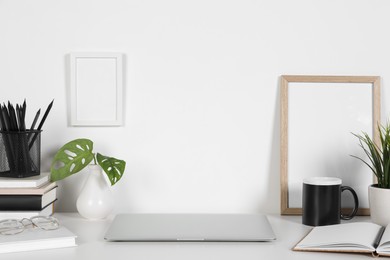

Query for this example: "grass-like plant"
[351,122,390,189]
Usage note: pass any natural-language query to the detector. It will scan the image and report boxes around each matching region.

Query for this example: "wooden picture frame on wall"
[280,75,381,215]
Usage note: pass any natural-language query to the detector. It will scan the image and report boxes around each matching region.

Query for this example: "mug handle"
[340,186,359,220]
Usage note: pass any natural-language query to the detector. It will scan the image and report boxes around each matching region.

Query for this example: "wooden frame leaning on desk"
[280,75,381,216]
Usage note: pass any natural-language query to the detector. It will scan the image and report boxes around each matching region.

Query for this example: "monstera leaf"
[51,139,95,181]
[97,153,126,186]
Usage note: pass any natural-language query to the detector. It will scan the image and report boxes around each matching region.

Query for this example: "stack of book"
[0,172,57,219]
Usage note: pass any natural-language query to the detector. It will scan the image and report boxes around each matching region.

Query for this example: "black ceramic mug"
[302,177,359,226]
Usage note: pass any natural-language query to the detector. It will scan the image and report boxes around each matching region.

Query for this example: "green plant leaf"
[50,139,94,181]
[96,153,126,186]
[352,121,390,188]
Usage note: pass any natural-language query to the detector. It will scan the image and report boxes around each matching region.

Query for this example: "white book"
[0,226,77,254]
[0,202,54,220]
[0,182,57,195]
[294,222,390,257]
[0,172,50,188]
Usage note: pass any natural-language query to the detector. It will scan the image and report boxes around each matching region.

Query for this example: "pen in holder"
[0,130,41,178]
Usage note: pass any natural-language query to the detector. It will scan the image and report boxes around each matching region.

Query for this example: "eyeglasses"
[0,216,59,235]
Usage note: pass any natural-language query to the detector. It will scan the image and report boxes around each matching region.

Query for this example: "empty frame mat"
[70,53,123,126]
[280,76,380,215]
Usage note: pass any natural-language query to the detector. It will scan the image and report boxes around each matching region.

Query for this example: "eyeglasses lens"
[31,217,59,230]
[0,220,24,235]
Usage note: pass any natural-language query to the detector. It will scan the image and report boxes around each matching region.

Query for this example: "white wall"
[1,0,389,213]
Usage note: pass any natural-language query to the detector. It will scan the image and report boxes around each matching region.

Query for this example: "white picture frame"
[280,75,381,216]
[70,52,124,126]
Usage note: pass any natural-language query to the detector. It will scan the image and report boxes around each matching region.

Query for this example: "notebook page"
[376,224,390,253]
[296,222,381,250]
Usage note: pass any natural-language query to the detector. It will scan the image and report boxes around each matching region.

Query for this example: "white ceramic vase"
[369,185,390,226]
[76,165,114,220]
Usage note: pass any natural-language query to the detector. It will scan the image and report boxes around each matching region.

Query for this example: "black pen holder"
[0,130,41,178]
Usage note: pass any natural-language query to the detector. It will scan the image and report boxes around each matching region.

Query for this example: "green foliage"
[50,139,125,186]
[50,139,94,182]
[352,122,390,189]
[97,153,126,186]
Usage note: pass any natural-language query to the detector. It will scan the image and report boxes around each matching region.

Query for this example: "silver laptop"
[104,213,276,242]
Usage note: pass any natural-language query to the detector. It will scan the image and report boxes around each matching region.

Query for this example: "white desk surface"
[3,213,372,260]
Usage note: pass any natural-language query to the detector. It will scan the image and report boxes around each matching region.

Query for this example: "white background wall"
[0,0,389,213]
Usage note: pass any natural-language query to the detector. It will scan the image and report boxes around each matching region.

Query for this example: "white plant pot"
[369,185,390,226]
[76,165,114,220]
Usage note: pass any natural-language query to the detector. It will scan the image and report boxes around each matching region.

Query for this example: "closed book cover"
[0,182,57,195]
[0,187,57,210]
[0,226,77,254]
[0,172,50,188]
[0,202,55,220]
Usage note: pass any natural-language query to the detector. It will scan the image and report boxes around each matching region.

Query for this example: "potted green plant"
[352,122,390,226]
[50,138,126,220]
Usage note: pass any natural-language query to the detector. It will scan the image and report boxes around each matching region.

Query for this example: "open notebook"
[294,222,390,257]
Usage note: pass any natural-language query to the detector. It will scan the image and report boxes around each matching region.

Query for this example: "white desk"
[4,213,371,260]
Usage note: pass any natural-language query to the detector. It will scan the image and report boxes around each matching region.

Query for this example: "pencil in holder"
[0,130,41,178]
